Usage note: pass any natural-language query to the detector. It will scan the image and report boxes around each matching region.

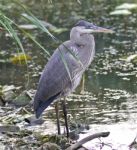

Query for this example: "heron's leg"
[55,101,61,135]
[80,73,85,94]
[62,97,69,138]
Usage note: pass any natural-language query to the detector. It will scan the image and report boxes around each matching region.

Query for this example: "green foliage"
[0,3,54,58]
[0,0,84,81]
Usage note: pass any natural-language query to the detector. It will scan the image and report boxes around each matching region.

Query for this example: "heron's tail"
[34,92,60,118]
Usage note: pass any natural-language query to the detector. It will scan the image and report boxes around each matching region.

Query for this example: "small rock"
[38,142,61,150]
[3,90,16,103]
[0,125,20,133]
[12,91,32,106]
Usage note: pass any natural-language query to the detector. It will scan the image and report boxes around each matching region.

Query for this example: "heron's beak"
[80,26,114,34]
[89,25,114,33]
[79,24,114,34]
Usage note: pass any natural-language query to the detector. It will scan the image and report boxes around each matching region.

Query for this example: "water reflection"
[67,87,137,124]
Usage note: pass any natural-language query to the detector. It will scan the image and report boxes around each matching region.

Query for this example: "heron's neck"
[70,27,95,68]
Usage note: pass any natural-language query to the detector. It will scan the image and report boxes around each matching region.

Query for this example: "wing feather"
[34,41,82,114]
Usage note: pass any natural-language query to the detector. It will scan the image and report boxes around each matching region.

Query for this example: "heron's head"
[75,20,114,34]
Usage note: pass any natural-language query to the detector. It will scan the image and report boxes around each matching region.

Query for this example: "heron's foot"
[24,115,44,125]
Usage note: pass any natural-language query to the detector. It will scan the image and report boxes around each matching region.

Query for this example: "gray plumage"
[34,20,113,118]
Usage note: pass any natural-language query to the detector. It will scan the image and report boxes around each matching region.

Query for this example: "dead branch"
[129,135,137,149]
[66,131,110,150]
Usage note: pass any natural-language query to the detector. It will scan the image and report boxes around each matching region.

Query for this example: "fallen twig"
[66,131,110,150]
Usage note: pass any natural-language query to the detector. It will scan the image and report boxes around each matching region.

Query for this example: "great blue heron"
[34,20,113,137]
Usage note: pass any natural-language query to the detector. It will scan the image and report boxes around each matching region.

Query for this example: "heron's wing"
[34,41,82,118]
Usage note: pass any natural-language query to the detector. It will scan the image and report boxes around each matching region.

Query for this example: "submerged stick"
[66,131,110,150]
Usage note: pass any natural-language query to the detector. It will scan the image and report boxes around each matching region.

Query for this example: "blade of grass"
[62,43,83,68]
[22,13,56,40]
[58,48,72,82]
[13,0,57,41]
[0,13,25,59]
[19,29,51,58]
[0,12,51,58]
[0,12,30,88]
